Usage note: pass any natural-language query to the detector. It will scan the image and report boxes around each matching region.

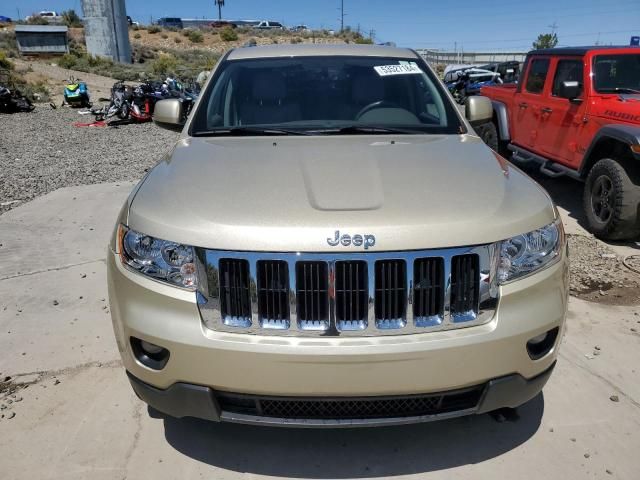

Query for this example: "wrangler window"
[593,54,640,94]
[525,59,550,94]
[552,60,584,97]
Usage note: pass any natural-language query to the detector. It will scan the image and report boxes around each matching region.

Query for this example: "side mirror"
[558,81,582,102]
[153,99,185,132]
[465,96,493,125]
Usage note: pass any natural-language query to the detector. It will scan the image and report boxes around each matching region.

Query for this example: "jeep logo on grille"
[327,230,376,249]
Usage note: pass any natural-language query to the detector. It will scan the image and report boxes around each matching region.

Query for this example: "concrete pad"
[0,182,639,479]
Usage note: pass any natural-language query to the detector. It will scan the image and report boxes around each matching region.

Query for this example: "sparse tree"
[62,10,83,28]
[215,0,225,20]
[532,33,558,50]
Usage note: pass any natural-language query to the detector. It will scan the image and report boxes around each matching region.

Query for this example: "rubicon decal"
[603,110,640,122]
[327,230,376,249]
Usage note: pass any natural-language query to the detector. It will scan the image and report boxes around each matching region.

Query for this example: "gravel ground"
[568,234,640,305]
[0,107,179,215]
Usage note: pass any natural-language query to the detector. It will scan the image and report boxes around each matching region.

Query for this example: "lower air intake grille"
[413,258,444,327]
[450,254,480,322]
[335,261,368,331]
[219,259,252,328]
[216,386,485,420]
[375,260,407,329]
[296,262,329,331]
[257,260,290,329]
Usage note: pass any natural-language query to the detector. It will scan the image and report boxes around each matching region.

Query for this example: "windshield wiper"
[193,126,312,137]
[600,87,640,94]
[310,125,425,135]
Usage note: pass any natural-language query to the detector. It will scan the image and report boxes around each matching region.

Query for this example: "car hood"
[128,134,556,252]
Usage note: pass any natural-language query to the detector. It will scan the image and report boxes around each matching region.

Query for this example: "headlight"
[498,220,564,283]
[118,225,197,289]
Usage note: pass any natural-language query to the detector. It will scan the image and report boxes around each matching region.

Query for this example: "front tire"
[476,122,499,152]
[583,158,640,240]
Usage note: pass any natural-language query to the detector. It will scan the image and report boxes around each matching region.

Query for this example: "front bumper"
[127,362,555,427]
[108,242,568,419]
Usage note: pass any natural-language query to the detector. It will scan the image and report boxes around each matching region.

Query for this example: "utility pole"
[215,0,225,21]
[369,29,375,41]
[340,0,344,32]
[548,21,558,35]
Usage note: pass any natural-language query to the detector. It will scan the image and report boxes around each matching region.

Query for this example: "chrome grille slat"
[375,260,407,329]
[197,246,498,337]
[257,260,290,329]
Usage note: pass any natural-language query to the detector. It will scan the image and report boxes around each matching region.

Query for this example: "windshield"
[191,55,462,136]
[593,54,640,93]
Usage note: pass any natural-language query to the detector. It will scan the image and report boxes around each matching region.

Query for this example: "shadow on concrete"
[155,394,544,478]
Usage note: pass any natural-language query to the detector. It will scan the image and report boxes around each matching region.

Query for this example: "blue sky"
[4,0,640,51]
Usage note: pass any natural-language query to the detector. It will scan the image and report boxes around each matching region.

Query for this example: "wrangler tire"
[583,158,640,240]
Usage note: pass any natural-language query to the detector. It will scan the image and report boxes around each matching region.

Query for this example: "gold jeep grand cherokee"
[107,44,568,427]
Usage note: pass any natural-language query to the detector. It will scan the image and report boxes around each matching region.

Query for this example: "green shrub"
[58,53,78,69]
[151,54,178,76]
[0,51,14,70]
[27,15,49,25]
[62,9,83,28]
[290,37,302,44]
[188,30,203,43]
[134,32,141,39]
[147,25,161,34]
[220,26,238,42]
[174,37,182,44]
[355,37,374,44]
[161,33,168,39]
[132,25,140,31]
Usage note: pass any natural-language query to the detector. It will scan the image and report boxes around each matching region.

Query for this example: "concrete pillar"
[81,0,131,63]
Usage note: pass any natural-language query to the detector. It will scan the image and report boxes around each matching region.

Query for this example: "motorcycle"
[63,77,91,108]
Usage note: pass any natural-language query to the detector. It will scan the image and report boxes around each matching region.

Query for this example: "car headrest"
[352,74,384,105]
[252,72,287,102]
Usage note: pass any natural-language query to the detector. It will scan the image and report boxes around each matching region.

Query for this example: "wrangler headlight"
[118,225,197,289]
[498,219,564,283]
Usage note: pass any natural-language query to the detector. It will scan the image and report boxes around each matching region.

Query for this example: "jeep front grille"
[197,245,498,337]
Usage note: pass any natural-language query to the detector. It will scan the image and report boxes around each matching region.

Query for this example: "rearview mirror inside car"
[465,96,493,125]
[153,99,185,132]
[559,81,583,102]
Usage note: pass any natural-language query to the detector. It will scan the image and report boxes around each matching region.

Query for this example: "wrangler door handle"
[541,107,553,114]
[518,102,528,109]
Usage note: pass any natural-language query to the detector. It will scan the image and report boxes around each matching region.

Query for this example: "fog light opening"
[131,337,170,370]
[526,327,559,360]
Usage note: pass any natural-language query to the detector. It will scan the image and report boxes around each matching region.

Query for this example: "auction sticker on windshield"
[374,63,422,76]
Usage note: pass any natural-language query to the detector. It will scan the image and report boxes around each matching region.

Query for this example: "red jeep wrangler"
[480,46,640,240]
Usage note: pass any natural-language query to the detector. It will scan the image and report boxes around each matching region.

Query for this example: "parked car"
[108,44,568,428]
[255,20,285,30]
[291,24,310,32]
[480,46,640,240]
[210,20,236,29]
[0,15,12,23]
[127,16,139,27]
[480,61,521,84]
[157,17,183,29]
